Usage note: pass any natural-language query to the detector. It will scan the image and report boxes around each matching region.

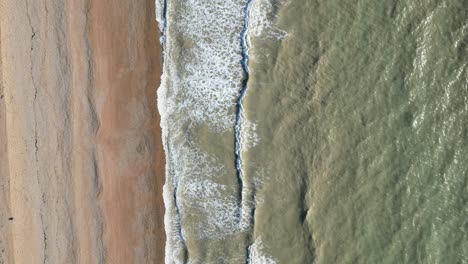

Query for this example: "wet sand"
[0,0,165,263]
[89,0,165,262]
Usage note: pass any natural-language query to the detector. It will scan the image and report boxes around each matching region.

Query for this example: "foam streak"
[235,0,253,214]
[236,0,255,262]
[157,0,188,262]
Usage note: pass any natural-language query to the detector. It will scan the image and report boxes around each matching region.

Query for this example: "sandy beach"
[0,0,165,263]
[0,26,14,264]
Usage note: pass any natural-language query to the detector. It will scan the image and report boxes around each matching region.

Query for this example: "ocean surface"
[156,0,468,263]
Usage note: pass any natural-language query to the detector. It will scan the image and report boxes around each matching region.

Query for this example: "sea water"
[157,0,468,263]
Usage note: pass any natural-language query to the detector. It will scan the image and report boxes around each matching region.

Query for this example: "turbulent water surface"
[156,0,468,263]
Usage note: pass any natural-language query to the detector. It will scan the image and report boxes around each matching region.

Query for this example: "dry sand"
[0,26,14,264]
[0,0,165,263]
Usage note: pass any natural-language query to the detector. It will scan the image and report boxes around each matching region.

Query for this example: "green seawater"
[244,0,468,263]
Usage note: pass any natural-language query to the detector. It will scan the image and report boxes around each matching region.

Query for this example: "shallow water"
[157,0,468,263]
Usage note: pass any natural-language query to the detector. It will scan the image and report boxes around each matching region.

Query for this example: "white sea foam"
[239,112,260,152]
[248,0,289,64]
[155,0,165,33]
[156,0,286,262]
[163,0,246,131]
[174,144,244,239]
[248,0,288,40]
[249,238,277,264]
[157,0,248,262]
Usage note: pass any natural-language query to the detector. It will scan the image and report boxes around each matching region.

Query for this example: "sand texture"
[0,0,165,263]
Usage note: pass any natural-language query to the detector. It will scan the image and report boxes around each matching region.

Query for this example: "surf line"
[235,0,254,220]
[170,156,188,260]
[235,0,255,263]
[234,0,255,264]
[160,0,168,62]
[159,0,188,259]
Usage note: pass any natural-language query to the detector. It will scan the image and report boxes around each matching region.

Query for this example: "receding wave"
[155,0,283,262]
